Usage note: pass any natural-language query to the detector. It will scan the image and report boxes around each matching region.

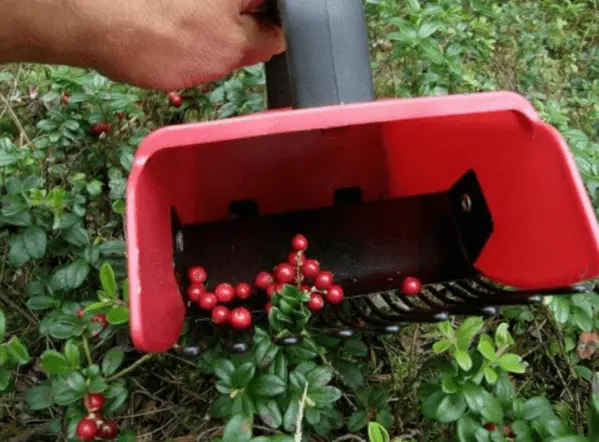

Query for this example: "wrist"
[0,0,107,70]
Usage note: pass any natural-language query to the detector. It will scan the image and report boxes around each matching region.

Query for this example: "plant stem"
[106,353,154,382]
[82,335,93,366]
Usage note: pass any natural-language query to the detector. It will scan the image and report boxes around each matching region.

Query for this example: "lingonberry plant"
[1,0,599,440]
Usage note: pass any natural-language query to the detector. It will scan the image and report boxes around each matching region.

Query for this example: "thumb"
[238,14,285,67]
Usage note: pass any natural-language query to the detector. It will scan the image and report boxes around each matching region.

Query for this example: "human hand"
[0,0,284,91]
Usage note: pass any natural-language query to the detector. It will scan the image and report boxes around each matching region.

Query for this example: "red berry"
[275,283,285,294]
[87,412,104,426]
[188,266,207,284]
[402,276,422,296]
[266,284,276,298]
[77,308,85,319]
[255,272,274,290]
[97,420,119,440]
[168,92,183,108]
[326,285,345,304]
[292,234,308,251]
[265,302,272,314]
[198,293,218,310]
[215,283,235,303]
[84,393,105,412]
[315,271,334,290]
[62,93,70,105]
[301,284,311,292]
[484,423,497,431]
[76,418,98,441]
[274,264,295,284]
[307,293,325,312]
[302,260,320,279]
[211,306,230,325]
[230,307,252,330]
[186,283,206,302]
[288,251,304,266]
[91,313,108,328]
[235,283,252,300]
[116,112,125,120]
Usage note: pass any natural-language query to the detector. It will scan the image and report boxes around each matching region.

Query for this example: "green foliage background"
[1,0,599,441]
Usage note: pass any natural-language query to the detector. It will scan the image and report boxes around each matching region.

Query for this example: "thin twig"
[82,335,93,366]
[331,435,368,442]
[7,423,51,442]
[0,91,35,152]
[543,307,578,379]
[532,317,575,402]
[105,353,154,382]
[294,383,309,442]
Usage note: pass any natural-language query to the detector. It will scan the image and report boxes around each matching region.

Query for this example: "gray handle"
[264,0,375,109]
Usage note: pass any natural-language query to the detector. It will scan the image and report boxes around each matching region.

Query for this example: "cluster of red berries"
[167,92,183,108]
[255,234,345,313]
[76,393,119,441]
[77,309,108,337]
[187,267,253,330]
[91,123,112,136]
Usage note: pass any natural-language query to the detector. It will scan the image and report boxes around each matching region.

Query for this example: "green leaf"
[232,392,254,417]
[214,359,236,384]
[308,386,342,405]
[100,262,117,299]
[457,415,482,442]
[454,349,473,371]
[23,226,47,259]
[7,336,30,364]
[436,393,467,423]
[212,395,233,419]
[106,306,129,325]
[418,22,442,39]
[118,430,137,442]
[522,396,552,420]
[252,375,286,397]
[438,321,455,338]
[0,369,9,391]
[368,388,389,409]
[348,410,368,432]
[549,297,570,324]
[64,341,80,367]
[51,259,90,291]
[99,240,126,255]
[546,438,590,442]
[52,377,83,405]
[478,340,497,362]
[273,352,287,381]
[305,366,333,387]
[306,407,321,425]
[498,354,527,374]
[442,376,459,394]
[27,296,60,311]
[463,382,485,412]
[406,0,421,11]
[572,306,594,331]
[102,348,125,376]
[65,372,86,393]
[222,415,252,442]
[512,420,533,441]
[87,180,104,197]
[232,362,257,388]
[8,235,30,268]
[335,361,364,389]
[0,310,5,342]
[484,366,498,384]
[87,376,108,393]
[41,350,72,375]
[456,317,484,349]
[422,391,445,419]
[283,400,300,432]
[26,385,54,410]
[480,390,504,424]
[433,339,454,354]
[368,422,390,442]
[342,338,368,357]
[376,407,394,429]
[256,398,282,429]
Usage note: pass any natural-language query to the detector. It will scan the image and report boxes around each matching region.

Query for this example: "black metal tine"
[380,292,412,314]
[333,308,401,334]
[362,295,450,323]
[350,298,404,325]
[428,283,498,316]
[454,281,544,306]
[427,285,468,305]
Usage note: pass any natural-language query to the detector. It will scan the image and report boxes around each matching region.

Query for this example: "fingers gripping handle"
[264,0,375,109]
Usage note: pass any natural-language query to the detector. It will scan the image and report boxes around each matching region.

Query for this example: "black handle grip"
[264,0,375,110]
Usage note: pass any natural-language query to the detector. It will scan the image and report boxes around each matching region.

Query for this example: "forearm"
[0,0,113,68]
